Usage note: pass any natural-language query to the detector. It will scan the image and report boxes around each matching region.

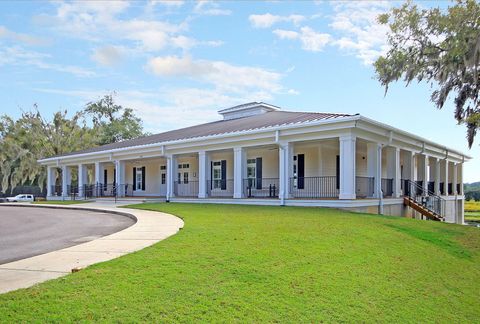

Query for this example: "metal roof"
[47,110,352,159]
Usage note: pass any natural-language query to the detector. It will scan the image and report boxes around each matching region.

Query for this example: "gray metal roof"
[47,110,352,159]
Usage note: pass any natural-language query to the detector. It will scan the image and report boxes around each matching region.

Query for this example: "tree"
[374,0,480,147]
[84,94,144,145]
[0,95,146,194]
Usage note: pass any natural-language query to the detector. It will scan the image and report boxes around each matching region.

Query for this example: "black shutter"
[141,166,146,190]
[336,155,340,189]
[113,169,116,185]
[104,169,107,185]
[132,167,136,190]
[256,157,262,189]
[210,161,213,190]
[221,160,227,190]
[298,154,305,189]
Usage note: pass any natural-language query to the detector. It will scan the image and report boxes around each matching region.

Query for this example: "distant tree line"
[0,94,145,196]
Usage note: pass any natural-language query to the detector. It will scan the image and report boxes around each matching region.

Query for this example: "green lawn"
[33,200,91,205]
[1,204,479,322]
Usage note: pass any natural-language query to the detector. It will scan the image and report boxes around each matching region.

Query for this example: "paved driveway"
[0,206,135,265]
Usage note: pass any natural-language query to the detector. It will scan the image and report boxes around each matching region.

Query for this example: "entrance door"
[160,165,167,196]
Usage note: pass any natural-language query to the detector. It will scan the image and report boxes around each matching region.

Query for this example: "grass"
[0,203,479,322]
[33,200,91,205]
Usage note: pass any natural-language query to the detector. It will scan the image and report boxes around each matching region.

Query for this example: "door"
[160,165,167,196]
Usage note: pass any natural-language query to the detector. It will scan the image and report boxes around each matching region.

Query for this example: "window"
[136,168,143,191]
[178,164,183,169]
[247,159,256,188]
[212,161,222,189]
[161,173,166,185]
[160,165,166,170]
[183,172,189,184]
[177,172,182,183]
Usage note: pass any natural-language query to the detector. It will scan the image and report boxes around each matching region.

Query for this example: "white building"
[39,102,470,224]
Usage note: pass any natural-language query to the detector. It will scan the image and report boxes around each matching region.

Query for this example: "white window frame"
[135,167,143,191]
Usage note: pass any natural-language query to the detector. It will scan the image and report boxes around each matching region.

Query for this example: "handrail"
[404,179,446,219]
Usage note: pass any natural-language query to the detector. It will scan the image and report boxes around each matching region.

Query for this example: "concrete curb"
[0,203,183,294]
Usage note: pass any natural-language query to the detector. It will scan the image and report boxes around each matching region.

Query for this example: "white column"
[386,147,400,198]
[233,147,245,198]
[166,155,177,200]
[367,142,381,198]
[78,164,87,197]
[61,165,70,197]
[94,162,102,185]
[422,155,428,195]
[453,163,458,195]
[198,151,208,198]
[115,160,125,197]
[444,160,449,196]
[458,163,464,195]
[46,166,54,197]
[339,135,356,199]
[434,158,441,195]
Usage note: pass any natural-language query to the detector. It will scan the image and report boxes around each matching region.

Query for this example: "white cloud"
[150,0,184,7]
[0,46,96,77]
[194,1,231,16]
[329,1,391,65]
[273,27,331,52]
[91,45,124,66]
[249,13,306,28]
[0,25,50,46]
[146,55,283,93]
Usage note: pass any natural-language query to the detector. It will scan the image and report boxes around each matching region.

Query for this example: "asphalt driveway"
[0,206,135,265]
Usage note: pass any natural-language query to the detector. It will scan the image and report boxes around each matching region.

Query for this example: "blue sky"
[0,0,478,182]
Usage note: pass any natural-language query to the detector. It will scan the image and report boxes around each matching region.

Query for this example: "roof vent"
[218,102,280,120]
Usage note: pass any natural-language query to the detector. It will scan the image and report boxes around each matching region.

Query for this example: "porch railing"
[381,178,393,197]
[207,179,234,197]
[50,185,62,196]
[174,181,199,197]
[289,176,338,198]
[356,176,374,198]
[243,178,279,198]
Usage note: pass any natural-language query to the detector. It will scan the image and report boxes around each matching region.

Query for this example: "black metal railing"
[243,178,279,198]
[174,180,199,197]
[381,178,393,197]
[207,179,234,197]
[289,176,338,198]
[404,179,445,218]
[50,185,62,196]
[356,176,374,198]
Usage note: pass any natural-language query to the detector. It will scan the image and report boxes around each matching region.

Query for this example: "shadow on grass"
[385,223,472,260]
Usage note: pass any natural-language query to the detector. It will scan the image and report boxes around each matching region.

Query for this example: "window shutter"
[298,154,305,189]
[256,157,262,189]
[113,169,116,185]
[132,167,136,190]
[336,155,340,190]
[221,160,227,190]
[210,161,213,190]
[141,166,146,190]
[104,169,107,185]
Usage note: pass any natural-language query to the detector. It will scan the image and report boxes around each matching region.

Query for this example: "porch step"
[403,196,443,221]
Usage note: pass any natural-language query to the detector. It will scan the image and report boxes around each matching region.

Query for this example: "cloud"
[249,13,306,28]
[329,1,391,65]
[194,1,231,16]
[91,46,124,66]
[145,55,283,93]
[150,0,184,7]
[0,46,96,77]
[274,27,331,52]
[0,25,50,46]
